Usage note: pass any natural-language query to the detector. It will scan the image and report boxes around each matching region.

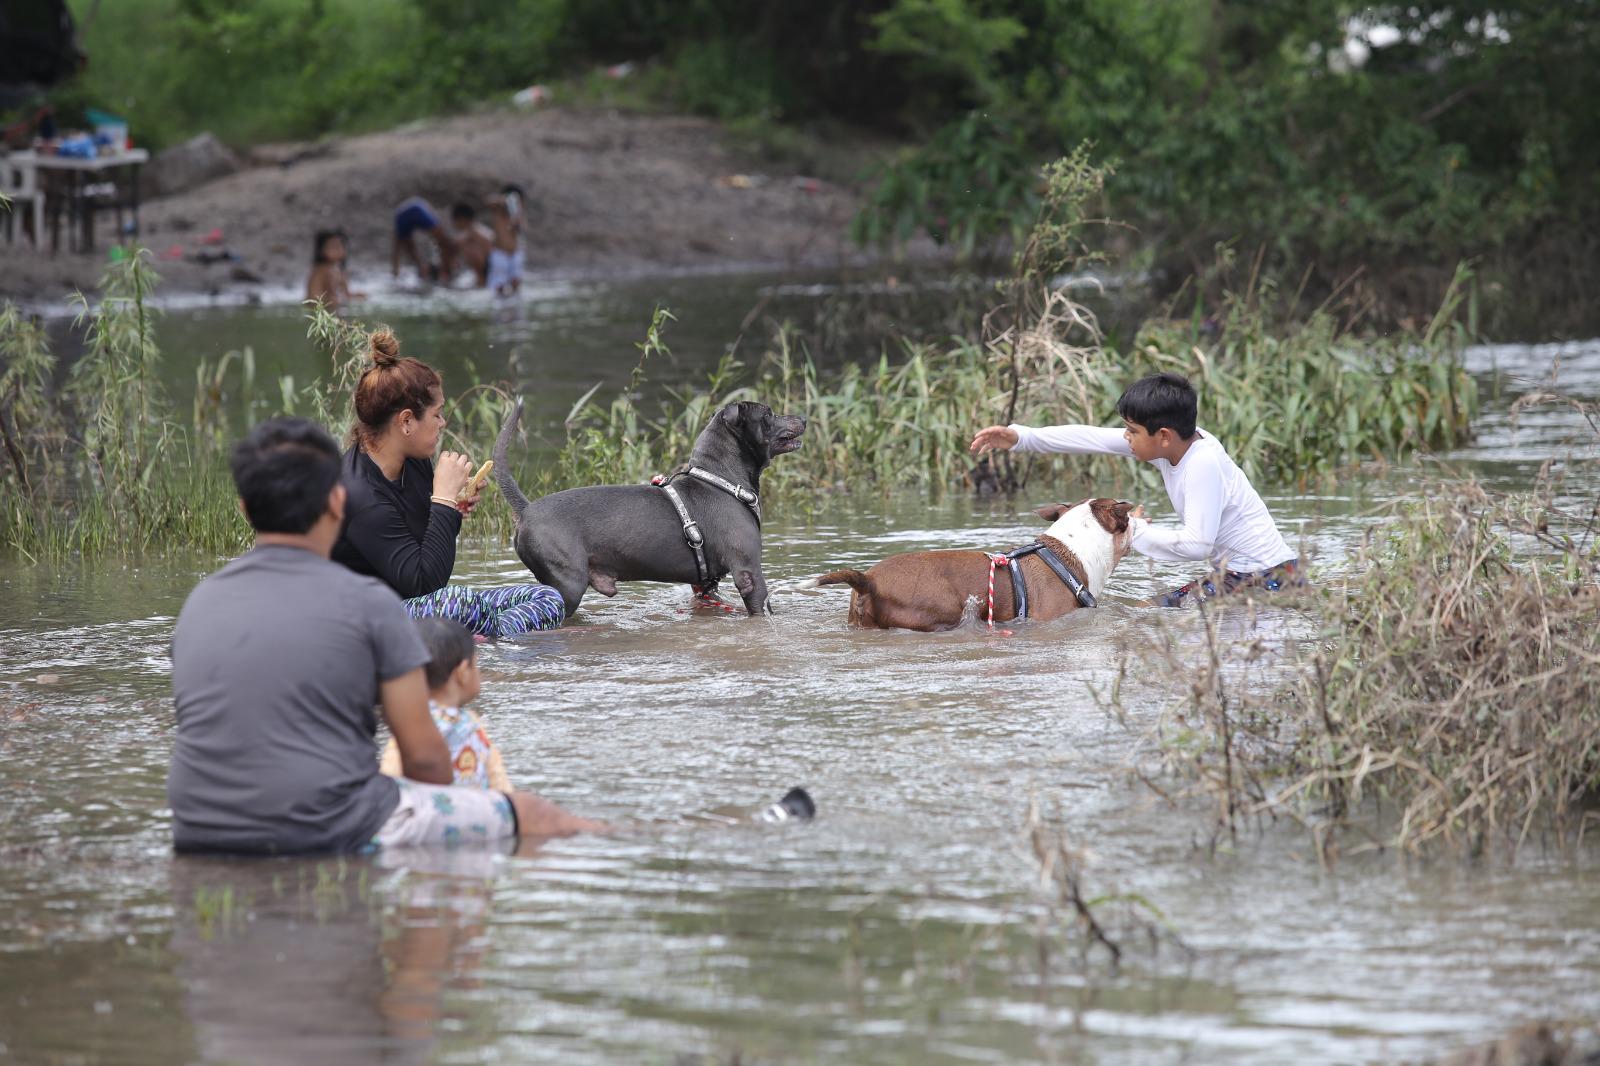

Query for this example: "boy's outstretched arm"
[971,423,1134,456]
[970,425,1019,452]
[1130,456,1224,563]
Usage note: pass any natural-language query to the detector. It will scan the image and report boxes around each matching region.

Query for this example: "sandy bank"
[0,106,881,307]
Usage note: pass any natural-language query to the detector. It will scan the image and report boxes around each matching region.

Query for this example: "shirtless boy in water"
[449,203,494,288]
[486,187,524,296]
[391,196,457,283]
[304,230,365,311]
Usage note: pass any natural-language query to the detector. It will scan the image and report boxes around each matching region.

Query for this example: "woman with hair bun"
[331,327,565,636]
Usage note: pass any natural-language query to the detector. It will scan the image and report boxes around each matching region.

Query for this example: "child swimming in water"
[485,186,524,297]
[304,229,364,311]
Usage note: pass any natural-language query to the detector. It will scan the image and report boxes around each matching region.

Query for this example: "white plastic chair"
[0,157,46,247]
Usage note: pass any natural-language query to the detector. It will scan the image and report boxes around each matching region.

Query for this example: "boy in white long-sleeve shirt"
[970,372,1302,606]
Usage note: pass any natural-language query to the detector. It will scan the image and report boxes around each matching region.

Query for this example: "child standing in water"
[391,196,458,283]
[449,203,494,288]
[970,372,1303,606]
[304,229,364,311]
[485,186,524,297]
[380,618,513,791]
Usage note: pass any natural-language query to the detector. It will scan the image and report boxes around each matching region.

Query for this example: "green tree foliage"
[854,0,1600,276]
[50,0,1598,284]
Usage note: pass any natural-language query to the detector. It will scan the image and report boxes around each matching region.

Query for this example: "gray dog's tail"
[492,398,533,520]
[814,569,872,594]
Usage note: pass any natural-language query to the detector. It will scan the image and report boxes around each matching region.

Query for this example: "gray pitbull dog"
[493,398,807,617]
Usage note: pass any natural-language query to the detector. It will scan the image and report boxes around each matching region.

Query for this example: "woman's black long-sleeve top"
[331,445,461,600]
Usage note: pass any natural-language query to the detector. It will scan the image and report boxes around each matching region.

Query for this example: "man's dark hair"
[450,202,476,222]
[229,417,342,533]
[1117,372,1198,440]
[414,617,475,689]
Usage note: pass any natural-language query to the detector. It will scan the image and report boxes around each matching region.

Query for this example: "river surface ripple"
[1,327,1597,1064]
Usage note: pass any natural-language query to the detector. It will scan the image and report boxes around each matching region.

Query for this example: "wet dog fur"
[493,398,806,617]
[815,499,1137,631]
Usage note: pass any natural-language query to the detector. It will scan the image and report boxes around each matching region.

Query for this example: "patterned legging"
[404,583,566,637]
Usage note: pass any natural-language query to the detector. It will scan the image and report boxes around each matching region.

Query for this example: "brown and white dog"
[815,499,1139,631]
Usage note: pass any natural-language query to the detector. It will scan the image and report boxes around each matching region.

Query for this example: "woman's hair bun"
[367,327,400,367]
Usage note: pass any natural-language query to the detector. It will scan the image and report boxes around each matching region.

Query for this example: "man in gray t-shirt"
[169,543,429,853]
[169,417,455,855]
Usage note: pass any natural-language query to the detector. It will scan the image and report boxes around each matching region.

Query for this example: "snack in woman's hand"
[458,460,494,501]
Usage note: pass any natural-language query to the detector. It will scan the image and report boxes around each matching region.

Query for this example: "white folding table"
[1,148,150,253]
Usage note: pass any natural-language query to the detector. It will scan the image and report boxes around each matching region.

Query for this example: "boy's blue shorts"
[394,198,439,240]
[1158,558,1305,608]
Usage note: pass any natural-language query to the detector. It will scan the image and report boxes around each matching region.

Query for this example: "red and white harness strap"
[986,554,1011,630]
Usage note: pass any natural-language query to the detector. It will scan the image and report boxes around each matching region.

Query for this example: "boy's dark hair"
[229,417,342,533]
[414,618,475,689]
[1117,372,1198,440]
[450,202,476,222]
[311,228,345,264]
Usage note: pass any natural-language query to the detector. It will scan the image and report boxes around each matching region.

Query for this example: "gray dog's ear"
[1032,503,1071,522]
[718,401,746,426]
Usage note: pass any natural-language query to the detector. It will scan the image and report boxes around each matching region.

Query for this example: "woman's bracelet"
[429,495,459,508]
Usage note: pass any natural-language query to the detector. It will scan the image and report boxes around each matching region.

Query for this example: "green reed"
[3,251,1478,559]
[514,267,1477,510]
[0,254,250,558]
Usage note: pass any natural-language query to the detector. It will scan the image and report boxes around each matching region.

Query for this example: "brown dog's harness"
[650,466,762,592]
[986,541,1097,628]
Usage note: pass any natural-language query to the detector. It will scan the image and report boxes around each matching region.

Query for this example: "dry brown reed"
[1140,473,1600,861]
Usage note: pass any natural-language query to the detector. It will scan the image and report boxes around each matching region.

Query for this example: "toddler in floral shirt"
[381,618,511,791]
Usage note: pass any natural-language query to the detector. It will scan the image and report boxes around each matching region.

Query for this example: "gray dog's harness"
[651,466,762,591]
[1000,541,1097,615]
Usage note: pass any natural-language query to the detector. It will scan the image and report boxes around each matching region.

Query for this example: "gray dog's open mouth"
[772,417,807,454]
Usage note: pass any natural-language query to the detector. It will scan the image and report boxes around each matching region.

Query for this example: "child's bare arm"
[486,747,513,793]
[378,737,403,777]
[305,263,328,304]
[466,708,514,791]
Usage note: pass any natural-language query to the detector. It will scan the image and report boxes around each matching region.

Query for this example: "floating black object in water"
[967,455,1002,496]
[758,787,815,824]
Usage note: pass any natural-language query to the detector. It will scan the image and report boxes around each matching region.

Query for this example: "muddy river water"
[2,278,1598,1064]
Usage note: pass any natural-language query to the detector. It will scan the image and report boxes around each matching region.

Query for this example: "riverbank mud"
[0,106,879,305]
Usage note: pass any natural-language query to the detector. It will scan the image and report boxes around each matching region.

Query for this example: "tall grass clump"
[0,254,248,558]
[1143,475,1600,859]
[1126,260,1480,488]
